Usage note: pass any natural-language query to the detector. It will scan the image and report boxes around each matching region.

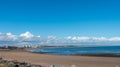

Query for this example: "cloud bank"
[0,31,120,46]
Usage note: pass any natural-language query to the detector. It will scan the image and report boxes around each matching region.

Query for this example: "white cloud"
[20,31,34,38]
[92,37,107,41]
[48,36,56,39]
[0,33,17,41]
[6,33,17,40]
[0,32,120,46]
[66,36,108,42]
[37,36,41,38]
[109,37,120,41]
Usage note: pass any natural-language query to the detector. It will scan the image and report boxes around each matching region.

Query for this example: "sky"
[0,0,120,46]
[0,0,120,37]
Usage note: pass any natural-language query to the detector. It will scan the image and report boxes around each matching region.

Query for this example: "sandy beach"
[0,50,119,67]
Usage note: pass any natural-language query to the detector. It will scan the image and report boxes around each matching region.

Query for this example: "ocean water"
[30,46,120,55]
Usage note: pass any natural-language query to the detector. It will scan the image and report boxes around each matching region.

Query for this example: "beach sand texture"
[0,51,120,67]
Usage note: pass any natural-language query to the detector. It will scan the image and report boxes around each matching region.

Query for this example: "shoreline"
[31,51,120,57]
[79,54,120,57]
[28,49,120,57]
[2,48,120,57]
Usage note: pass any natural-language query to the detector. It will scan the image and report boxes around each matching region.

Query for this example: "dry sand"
[0,50,120,67]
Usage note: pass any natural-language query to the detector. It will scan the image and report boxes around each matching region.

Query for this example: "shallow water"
[30,46,120,55]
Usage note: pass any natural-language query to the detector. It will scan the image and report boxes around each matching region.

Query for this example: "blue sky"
[0,0,120,37]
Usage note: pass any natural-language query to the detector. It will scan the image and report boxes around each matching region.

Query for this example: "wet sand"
[0,50,120,67]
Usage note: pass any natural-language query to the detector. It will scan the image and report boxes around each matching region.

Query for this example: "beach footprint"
[115,65,120,67]
[71,64,76,67]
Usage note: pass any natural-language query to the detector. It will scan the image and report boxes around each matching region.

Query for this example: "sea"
[30,46,120,55]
